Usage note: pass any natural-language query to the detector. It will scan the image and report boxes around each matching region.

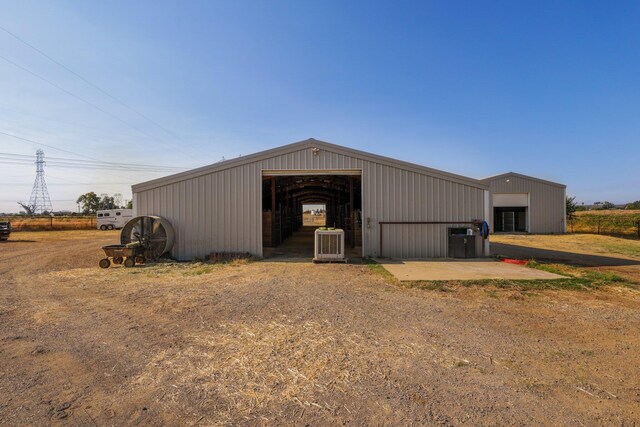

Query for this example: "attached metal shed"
[482,172,566,234]
[132,139,490,260]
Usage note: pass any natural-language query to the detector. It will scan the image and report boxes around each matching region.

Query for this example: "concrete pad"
[377,258,565,281]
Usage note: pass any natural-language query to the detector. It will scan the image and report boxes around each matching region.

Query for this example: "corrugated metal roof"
[132,138,488,193]
[481,172,566,189]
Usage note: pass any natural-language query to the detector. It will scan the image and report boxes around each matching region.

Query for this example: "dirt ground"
[1,231,640,426]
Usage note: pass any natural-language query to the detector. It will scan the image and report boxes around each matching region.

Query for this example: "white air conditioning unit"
[313,228,345,262]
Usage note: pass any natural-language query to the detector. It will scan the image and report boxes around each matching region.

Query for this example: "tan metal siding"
[370,168,484,258]
[487,175,565,233]
[136,145,486,260]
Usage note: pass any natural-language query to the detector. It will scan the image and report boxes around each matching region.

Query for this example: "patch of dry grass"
[132,318,375,422]
[130,315,467,424]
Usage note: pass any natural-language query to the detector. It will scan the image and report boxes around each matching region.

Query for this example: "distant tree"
[625,200,640,210]
[76,192,101,214]
[566,196,579,220]
[17,202,36,216]
[99,194,117,210]
[125,200,133,209]
[601,201,616,210]
[113,193,123,208]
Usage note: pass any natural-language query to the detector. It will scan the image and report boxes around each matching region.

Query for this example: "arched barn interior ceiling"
[262,175,361,208]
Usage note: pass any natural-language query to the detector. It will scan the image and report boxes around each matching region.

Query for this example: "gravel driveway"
[1,231,639,425]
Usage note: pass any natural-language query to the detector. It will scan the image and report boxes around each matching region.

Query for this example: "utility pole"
[28,150,53,214]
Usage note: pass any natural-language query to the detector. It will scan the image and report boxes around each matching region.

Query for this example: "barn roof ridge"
[480,171,566,188]
[132,138,488,192]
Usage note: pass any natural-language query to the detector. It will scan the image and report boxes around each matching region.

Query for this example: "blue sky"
[1,0,639,212]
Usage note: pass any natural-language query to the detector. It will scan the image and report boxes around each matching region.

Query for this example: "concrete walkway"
[377,258,565,281]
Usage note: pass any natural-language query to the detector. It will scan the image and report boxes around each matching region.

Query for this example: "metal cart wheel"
[123,257,136,268]
[99,258,111,269]
[113,256,124,265]
[135,255,146,265]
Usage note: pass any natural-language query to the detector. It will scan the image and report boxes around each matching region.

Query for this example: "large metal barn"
[132,139,491,261]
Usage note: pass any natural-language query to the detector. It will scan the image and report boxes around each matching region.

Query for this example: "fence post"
[637,220,640,238]
[50,216,53,230]
[597,218,601,234]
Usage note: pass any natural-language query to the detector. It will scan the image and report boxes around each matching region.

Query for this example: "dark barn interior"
[494,206,528,232]
[262,174,362,256]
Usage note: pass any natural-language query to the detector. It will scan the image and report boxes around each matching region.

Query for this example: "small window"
[104,213,110,217]
[116,212,121,216]
[97,213,103,218]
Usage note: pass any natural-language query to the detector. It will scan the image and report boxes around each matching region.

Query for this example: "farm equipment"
[0,220,10,241]
[99,215,175,268]
[100,243,146,268]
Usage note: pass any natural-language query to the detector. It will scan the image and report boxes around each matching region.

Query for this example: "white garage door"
[493,193,528,207]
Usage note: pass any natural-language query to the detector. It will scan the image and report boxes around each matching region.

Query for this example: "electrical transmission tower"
[28,149,53,214]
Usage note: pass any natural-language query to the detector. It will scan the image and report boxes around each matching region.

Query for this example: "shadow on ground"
[492,242,640,267]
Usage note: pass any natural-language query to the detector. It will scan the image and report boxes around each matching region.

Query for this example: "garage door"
[493,193,528,207]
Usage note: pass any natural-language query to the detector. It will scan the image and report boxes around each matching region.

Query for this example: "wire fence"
[0,216,96,231]
[569,213,640,239]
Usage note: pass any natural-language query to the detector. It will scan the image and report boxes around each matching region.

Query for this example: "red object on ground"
[501,258,528,265]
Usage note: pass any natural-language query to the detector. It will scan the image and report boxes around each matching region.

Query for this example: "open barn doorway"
[303,204,326,226]
[262,172,362,258]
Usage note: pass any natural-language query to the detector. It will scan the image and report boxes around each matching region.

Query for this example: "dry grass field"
[1,230,640,425]
[302,212,326,226]
[1,216,96,231]
[569,209,640,237]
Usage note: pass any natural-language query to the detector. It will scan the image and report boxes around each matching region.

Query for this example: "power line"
[0,106,194,164]
[0,54,162,141]
[0,129,103,161]
[0,132,180,184]
[5,183,133,186]
[0,24,183,141]
[0,152,184,170]
[0,199,76,202]
[0,159,183,172]
[0,132,186,172]
[0,152,183,171]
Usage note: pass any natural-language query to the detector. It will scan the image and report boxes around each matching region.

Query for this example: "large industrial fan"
[120,216,175,261]
[99,215,175,268]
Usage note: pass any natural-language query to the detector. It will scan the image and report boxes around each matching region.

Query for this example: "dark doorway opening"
[494,207,528,232]
[262,174,362,257]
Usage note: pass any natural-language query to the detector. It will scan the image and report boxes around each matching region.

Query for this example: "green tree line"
[76,192,132,215]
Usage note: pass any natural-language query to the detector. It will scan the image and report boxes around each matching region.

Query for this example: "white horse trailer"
[97,209,133,230]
